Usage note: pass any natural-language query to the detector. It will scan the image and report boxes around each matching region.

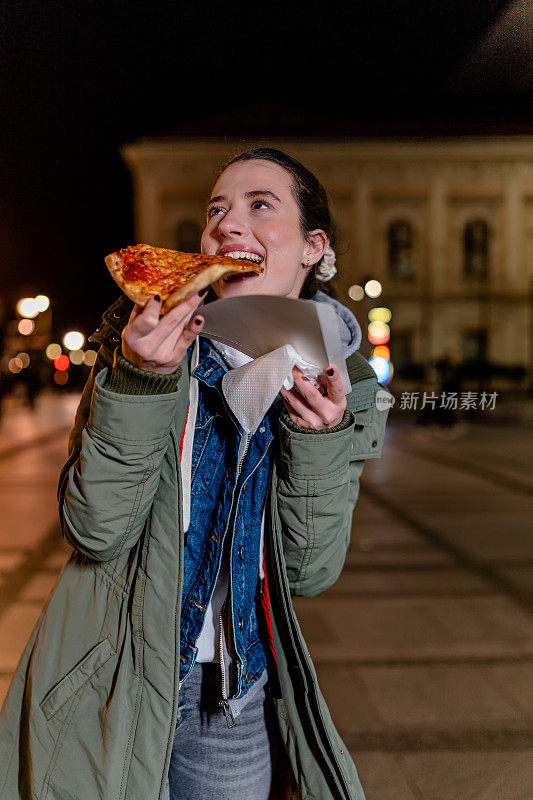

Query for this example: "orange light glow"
[54,354,70,371]
[372,345,391,359]
[53,370,69,385]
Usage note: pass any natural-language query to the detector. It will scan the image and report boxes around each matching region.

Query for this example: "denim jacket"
[178,336,283,700]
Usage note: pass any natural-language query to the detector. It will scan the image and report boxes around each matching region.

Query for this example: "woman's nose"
[217,208,247,238]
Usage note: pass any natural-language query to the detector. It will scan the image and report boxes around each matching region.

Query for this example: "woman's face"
[201,159,326,299]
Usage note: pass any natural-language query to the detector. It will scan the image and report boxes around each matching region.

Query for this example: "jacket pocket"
[349,405,387,460]
[40,637,116,721]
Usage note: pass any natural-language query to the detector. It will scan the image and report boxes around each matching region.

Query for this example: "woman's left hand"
[279,365,347,430]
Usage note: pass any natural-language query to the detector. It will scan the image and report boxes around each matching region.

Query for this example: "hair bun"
[315,241,337,282]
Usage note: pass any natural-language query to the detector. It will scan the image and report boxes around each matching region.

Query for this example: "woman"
[0,148,389,800]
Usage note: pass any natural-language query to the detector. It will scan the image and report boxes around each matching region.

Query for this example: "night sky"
[1,1,529,339]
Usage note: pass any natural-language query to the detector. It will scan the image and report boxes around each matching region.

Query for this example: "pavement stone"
[354,663,528,729]
[350,752,422,800]
[481,663,533,719]
[0,604,41,672]
[398,750,533,800]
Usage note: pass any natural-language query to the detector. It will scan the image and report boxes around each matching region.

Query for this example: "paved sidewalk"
[0,395,531,799]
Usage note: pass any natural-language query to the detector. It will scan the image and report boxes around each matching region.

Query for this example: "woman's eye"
[207,206,225,218]
[251,200,270,211]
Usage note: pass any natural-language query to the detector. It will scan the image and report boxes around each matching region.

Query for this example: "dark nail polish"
[194,317,203,326]
[326,367,334,377]
[154,294,161,302]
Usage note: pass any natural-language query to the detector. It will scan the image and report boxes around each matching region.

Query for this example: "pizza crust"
[161,264,236,312]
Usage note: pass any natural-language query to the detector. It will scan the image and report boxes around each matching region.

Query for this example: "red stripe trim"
[261,546,278,667]
[178,403,190,461]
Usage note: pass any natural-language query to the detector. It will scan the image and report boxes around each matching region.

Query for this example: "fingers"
[128,296,164,335]
[157,290,207,334]
[128,303,144,323]
[284,364,347,429]
[323,365,346,403]
[291,367,328,406]
[128,290,206,342]
[172,314,205,358]
[280,386,322,429]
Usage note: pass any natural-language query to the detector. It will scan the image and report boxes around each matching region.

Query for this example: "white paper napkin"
[215,342,322,435]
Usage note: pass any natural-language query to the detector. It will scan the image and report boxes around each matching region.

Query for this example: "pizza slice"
[105,244,264,313]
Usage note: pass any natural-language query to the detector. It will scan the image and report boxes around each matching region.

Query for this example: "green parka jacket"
[0,295,389,800]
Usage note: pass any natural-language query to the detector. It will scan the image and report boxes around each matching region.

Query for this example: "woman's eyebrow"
[205,189,282,209]
[244,189,282,203]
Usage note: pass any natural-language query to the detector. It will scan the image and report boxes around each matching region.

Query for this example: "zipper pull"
[219,699,236,728]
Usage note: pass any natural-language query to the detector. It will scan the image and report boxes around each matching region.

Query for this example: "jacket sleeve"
[57,345,183,562]
[276,377,390,598]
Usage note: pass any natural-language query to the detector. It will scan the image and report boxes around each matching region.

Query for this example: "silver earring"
[306,259,310,267]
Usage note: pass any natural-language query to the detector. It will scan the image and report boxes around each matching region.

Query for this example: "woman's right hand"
[121,290,207,375]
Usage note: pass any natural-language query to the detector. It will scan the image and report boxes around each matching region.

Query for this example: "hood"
[312,290,361,358]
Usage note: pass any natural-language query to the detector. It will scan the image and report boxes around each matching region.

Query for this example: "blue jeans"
[165,663,278,800]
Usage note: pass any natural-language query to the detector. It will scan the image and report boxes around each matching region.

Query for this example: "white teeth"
[223,250,263,263]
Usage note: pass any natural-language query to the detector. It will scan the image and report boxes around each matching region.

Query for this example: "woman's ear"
[303,230,328,266]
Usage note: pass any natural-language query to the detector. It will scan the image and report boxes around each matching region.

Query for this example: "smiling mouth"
[220,249,264,264]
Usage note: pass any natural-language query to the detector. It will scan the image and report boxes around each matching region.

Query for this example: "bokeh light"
[348,284,365,301]
[18,319,35,335]
[63,331,85,350]
[53,371,69,385]
[369,356,393,383]
[54,354,70,371]
[83,350,98,367]
[17,297,40,318]
[46,343,62,360]
[368,307,392,323]
[8,357,23,374]
[35,295,50,312]
[69,349,84,365]
[16,352,30,368]
[372,345,391,360]
[364,279,382,298]
[368,320,390,345]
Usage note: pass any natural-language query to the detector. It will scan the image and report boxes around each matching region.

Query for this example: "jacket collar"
[189,337,227,389]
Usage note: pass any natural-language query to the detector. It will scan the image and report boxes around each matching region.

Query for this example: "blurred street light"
[369,355,393,383]
[18,319,35,335]
[69,349,84,365]
[35,295,50,312]
[83,350,98,366]
[63,331,84,350]
[46,343,62,360]
[8,357,23,373]
[348,284,365,301]
[364,279,382,298]
[54,354,70,371]
[368,307,392,323]
[368,320,390,344]
[17,297,40,318]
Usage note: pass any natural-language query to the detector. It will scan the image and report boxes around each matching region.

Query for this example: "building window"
[388,220,415,279]
[462,329,488,362]
[176,220,202,252]
[463,220,489,280]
